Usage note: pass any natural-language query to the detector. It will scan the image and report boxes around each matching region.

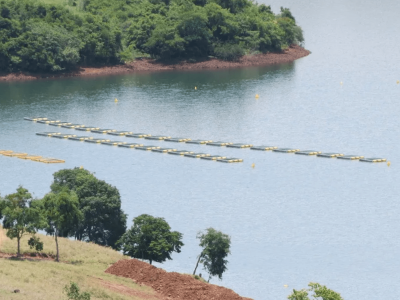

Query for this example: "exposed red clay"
[105,259,253,300]
[0,45,309,82]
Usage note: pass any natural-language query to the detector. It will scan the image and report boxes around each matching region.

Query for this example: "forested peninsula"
[0,0,308,80]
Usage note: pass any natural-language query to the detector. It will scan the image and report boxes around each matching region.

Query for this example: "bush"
[214,44,245,61]
[28,235,44,252]
[64,282,91,300]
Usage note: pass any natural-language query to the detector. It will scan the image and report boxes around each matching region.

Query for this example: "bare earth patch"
[106,259,253,300]
[0,45,309,82]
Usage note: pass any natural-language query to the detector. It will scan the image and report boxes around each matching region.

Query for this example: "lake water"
[1,0,400,299]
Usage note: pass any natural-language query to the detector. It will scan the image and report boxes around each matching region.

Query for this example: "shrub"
[214,44,245,61]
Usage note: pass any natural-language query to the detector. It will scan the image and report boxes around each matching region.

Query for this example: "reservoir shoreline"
[0,45,309,82]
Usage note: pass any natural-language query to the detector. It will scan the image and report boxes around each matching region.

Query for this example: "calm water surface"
[1,0,400,299]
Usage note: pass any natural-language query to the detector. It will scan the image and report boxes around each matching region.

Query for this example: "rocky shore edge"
[0,45,309,82]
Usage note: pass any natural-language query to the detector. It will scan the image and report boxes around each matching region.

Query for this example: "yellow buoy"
[114,98,118,102]
[284,284,288,288]
[387,161,391,167]
[251,163,255,168]
[80,166,83,169]
[255,94,259,99]
[397,80,399,84]
[340,81,343,85]
[195,86,197,90]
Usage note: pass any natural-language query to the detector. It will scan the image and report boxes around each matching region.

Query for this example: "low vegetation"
[0,0,304,73]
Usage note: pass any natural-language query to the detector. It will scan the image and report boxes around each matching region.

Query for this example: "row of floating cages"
[34,133,244,163]
[0,150,65,163]
[30,120,387,163]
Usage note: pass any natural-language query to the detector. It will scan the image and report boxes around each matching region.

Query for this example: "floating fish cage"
[273,148,300,153]
[126,133,152,138]
[24,117,48,121]
[168,150,194,155]
[151,148,177,153]
[119,143,144,148]
[108,131,133,136]
[85,138,110,143]
[136,146,160,151]
[226,143,253,148]
[359,158,387,163]
[206,142,233,147]
[20,155,42,160]
[49,122,71,127]
[295,150,322,156]
[4,152,28,157]
[37,119,60,124]
[216,158,243,163]
[52,134,77,139]
[62,124,85,129]
[145,136,171,140]
[337,155,364,160]
[34,158,65,164]
[68,136,93,141]
[76,127,100,131]
[36,132,61,137]
[0,150,13,154]
[101,141,127,146]
[201,155,227,160]
[250,146,278,151]
[186,140,213,144]
[184,153,211,158]
[164,137,192,143]
[316,153,344,158]
[91,129,116,134]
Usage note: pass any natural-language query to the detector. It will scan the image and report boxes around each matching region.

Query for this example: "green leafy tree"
[50,168,127,249]
[41,189,83,262]
[1,186,44,257]
[193,228,231,282]
[287,282,344,300]
[118,214,183,264]
[64,282,91,300]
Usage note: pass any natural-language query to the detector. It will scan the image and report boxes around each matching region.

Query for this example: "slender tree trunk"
[55,231,59,262]
[149,258,152,265]
[193,253,202,275]
[17,236,21,257]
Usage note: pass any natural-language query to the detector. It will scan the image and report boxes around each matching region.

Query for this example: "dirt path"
[0,45,309,82]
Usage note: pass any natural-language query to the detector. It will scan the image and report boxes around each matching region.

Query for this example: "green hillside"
[0,226,160,300]
[0,0,304,73]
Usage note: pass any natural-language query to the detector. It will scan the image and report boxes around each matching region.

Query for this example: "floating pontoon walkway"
[0,150,65,164]
[29,117,387,164]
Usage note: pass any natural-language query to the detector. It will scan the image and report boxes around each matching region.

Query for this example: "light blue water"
[1,0,400,299]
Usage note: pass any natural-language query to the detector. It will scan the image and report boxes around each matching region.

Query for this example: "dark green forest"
[0,0,304,72]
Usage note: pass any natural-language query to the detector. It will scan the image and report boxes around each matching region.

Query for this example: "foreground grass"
[0,227,159,300]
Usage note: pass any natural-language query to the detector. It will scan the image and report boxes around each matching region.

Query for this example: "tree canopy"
[118,214,184,264]
[50,168,127,249]
[0,0,304,72]
[0,186,45,256]
[193,228,231,281]
[41,189,83,262]
[287,282,344,300]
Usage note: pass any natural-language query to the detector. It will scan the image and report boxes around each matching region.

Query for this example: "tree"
[50,168,127,249]
[1,186,44,257]
[118,214,183,265]
[193,228,231,282]
[41,189,83,262]
[287,282,344,300]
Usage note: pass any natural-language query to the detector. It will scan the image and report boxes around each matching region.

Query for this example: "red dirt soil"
[0,45,309,82]
[105,259,253,300]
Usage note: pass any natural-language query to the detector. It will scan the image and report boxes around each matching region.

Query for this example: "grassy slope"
[0,226,160,300]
